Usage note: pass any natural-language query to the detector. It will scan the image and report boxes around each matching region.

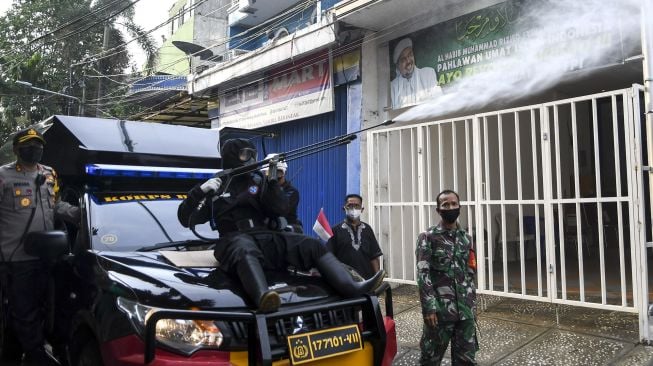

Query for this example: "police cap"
[13,128,46,146]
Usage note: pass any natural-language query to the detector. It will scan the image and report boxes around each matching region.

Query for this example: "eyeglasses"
[238,148,257,162]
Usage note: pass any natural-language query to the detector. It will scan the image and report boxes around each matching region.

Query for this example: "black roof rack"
[35,116,221,176]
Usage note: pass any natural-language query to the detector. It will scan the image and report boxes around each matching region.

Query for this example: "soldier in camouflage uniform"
[416,189,477,365]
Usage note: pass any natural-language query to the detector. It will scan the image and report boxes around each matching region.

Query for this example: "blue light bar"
[85,164,219,180]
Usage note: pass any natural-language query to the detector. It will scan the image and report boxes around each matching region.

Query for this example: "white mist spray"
[393,0,642,123]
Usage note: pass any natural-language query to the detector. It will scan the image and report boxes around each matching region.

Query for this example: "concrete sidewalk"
[383,285,653,366]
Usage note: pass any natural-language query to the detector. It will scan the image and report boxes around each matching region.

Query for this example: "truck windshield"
[89,193,216,252]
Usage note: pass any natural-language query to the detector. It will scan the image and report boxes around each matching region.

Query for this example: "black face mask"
[221,139,256,169]
[17,145,43,164]
[439,208,460,224]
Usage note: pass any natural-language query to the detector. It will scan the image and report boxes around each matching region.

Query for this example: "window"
[178,5,186,28]
[89,194,215,252]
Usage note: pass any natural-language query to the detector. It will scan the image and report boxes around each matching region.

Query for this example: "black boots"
[236,256,280,313]
[316,253,385,297]
[235,253,385,312]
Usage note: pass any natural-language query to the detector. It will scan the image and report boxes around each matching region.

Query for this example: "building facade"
[157,0,230,76]
[331,0,653,342]
[183,0,653,341]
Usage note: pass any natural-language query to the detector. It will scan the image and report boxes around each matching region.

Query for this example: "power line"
[8,0,344,120]
[0,0,144,84]
[91,4,351,120]
[88,0,309,73]
[4,0,303,107]
[50,0,143,43]
[0,0,140,63]
[89,0,313,107]
[28,0,130,44]
[133,15,410,122]
[113,2,332,118]
[71,0,212,66]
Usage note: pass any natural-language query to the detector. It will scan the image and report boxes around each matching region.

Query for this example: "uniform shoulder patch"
[40,164,54,173]
[39,165,56,182]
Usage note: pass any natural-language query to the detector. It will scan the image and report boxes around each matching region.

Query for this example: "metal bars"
[367,87,647,335]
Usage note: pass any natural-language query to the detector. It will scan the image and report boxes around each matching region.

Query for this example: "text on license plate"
[286,324,363,365]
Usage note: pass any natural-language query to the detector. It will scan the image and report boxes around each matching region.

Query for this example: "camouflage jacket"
[416,223,476,322]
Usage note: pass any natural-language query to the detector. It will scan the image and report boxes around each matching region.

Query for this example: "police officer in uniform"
[0,128,80,365]
[178,138,385,313]
[416,189,478,365]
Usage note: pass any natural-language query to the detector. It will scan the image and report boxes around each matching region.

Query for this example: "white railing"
[368,86,650,339]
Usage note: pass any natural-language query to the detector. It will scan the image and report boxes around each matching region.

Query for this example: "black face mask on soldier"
[18,145,43,164]
[238,148,256,165]
[439,207,460,223]
[221,138,257,169]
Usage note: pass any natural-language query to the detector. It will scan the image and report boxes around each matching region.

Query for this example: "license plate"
[287,324,363,365]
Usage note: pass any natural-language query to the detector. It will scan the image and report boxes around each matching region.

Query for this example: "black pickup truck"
[0,115,396,366]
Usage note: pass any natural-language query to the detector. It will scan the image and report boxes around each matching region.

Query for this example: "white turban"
[393,38,413,64]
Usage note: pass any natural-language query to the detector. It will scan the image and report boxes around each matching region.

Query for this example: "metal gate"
[368,86,650,338]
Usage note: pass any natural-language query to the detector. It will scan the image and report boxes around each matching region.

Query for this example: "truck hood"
[88,250,338,311]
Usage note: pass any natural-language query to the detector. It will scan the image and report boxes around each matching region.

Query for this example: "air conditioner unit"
[264,27,290,46]
[227,48,251,60]
[238,0,256,13]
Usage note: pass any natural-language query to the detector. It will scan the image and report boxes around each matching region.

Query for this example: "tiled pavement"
[382,284,653,366]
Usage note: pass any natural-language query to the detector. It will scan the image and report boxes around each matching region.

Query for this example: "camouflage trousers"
[419,319,478,365]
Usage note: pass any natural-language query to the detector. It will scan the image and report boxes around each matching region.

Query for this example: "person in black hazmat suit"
[178,138,385,313]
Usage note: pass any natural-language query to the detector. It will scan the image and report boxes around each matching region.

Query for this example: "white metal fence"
[368,86,651,340]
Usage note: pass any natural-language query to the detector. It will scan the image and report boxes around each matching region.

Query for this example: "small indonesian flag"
[313,208,333,242]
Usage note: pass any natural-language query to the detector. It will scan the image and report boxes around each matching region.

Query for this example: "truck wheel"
[76,339,103,366]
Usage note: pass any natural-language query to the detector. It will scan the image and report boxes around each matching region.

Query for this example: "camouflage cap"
[13,128,45,146]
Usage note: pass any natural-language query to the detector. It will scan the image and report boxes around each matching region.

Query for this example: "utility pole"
[639,0,653,343]
[68,64,73,116]
[80,71,86,116]
[96,23,111,117]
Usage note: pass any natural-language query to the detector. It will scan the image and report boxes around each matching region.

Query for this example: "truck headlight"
[154,318,223,353]
[117,297,224,353]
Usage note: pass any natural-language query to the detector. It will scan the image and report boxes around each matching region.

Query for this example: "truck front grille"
[223,306,360,350]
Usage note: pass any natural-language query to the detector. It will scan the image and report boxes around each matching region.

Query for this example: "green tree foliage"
[0,0,157,143]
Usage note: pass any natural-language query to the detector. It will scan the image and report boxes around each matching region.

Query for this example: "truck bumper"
[101,334,232,366]
[100,329,395,366]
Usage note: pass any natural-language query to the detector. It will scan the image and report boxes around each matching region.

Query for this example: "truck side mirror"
[23,230,69,261]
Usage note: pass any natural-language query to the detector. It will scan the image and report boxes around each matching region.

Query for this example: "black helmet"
[221,138,257,169]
